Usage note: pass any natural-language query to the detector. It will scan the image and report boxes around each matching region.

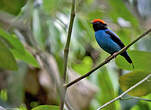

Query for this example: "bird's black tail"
[121,52,134,68]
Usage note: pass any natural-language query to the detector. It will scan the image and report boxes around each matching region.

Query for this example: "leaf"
[91,67,117,110]
[11,49,39,68]
[119,71,151,96]
[0,28,25,54]
[131,94,151,110]
[0,0,26,15]
[72,56,93,75]
[0,28,39,67]
[116,50,151,72]
[98,68,117,110]
[0,39,17,70]
[32,105,59,110]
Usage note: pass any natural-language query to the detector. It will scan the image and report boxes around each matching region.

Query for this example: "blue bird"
[92,19,133,65]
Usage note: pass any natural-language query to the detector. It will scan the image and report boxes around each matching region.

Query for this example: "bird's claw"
[112,52,118,58]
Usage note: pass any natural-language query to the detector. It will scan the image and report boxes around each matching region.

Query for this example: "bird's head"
[92,19,107,31]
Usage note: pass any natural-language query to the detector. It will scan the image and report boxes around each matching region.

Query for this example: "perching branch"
[60,0,76,110]
[65,28,151,88]
[96,74,151,110]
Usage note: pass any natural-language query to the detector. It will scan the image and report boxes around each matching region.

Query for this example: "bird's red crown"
[92,19,105,24]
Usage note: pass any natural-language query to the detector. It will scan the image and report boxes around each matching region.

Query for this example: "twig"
[60,0,76,110]
[131,96,151,102]
[121,96,151,102]
[63,0,76,82]
[96,74,151,110]
[65,28,151,88]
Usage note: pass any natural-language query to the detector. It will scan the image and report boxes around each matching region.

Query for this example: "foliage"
[32,105,60,110]
[0,0,151,110]
[0,28,39,70]
[119,71,151,96]
[0,0,26,15]
[0,37,17,70]
[116,50,151,72]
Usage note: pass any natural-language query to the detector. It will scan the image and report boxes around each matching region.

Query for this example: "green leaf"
[116,50,151,72]
[0,28,25,54]
[0,28,39,67]
[11,49,39,68]
[32,105,59,110]
[119,71,151,96]
[72,56,93,75]
[0,39,17,70]
[131,94,151,110]
[91,67,117,110]
[0,0,26,15]
[98,68,117,110]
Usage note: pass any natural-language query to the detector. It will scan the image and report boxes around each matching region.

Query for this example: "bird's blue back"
[95,29,121,54]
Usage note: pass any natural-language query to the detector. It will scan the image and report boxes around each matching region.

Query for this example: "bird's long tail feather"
[121,52,134,68]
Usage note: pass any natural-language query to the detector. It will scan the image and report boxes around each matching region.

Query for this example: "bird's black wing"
[106,30,133,65]
[105,30,125,48]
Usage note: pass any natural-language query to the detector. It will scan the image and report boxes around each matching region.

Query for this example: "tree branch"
[96,74,151,110]
[60,0,76,110]
[63,0,76,82]
[64,28,151,88]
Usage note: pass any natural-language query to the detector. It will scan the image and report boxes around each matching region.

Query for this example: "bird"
[92,19,133,67]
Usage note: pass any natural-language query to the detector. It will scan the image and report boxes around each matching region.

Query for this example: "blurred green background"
[0,0,151,110]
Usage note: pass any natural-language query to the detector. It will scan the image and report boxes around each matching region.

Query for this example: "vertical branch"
[60,0,76,110]
[63,0,76,82]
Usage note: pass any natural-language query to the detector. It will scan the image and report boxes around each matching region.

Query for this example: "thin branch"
[65,28,151,88]
[96,74,151,110]
[63,0,76,82]
[60,0,76,110]
[131,96,151,102]
[121,96,151,102]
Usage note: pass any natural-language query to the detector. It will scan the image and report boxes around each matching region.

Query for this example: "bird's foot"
[112,52,118,59]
